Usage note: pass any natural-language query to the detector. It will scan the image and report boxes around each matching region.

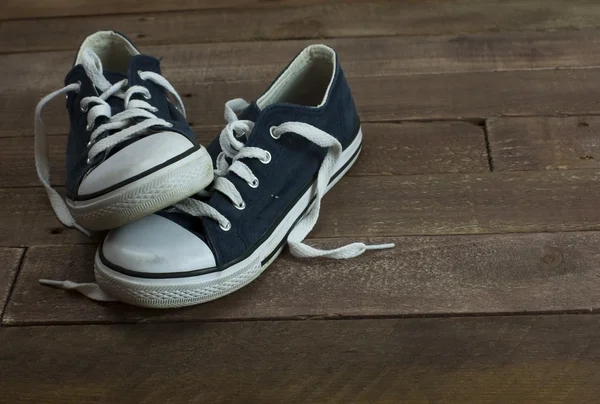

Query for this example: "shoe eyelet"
[87,140,93,148]
[269,126,280,139]
[143,90,152,100]
[75,80,82,93]
[261,151,271,164]
[86,122,95,131]
[248,178,259,188]
[80,103,88,113]
[219,221,232,231]
[234,201,246,210]
[86,157,92,165]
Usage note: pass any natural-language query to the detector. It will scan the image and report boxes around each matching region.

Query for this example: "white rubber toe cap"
[102,214,216,275]
[79,131,195,196]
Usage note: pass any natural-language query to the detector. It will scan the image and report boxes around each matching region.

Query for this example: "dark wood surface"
[6,169,600,246]
[7,29,600,138]
[2,316,600,403]
[8,68,600,139]
[5,231,600,325]
[1,0,600,402]
[4,0,600,52]
[488,116,600,171]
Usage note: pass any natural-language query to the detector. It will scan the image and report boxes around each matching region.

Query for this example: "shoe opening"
[257,44,336,109]
[75,31,139,73]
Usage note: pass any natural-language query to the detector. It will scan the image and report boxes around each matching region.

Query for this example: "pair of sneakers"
[36,31,394,308]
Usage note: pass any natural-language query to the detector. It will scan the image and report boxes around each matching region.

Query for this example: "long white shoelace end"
[288,240,395,259]
[35,84,92,237]
[39,279,116,302]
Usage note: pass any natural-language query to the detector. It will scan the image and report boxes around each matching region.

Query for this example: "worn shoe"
[43,44,393,307]
[34,31,213,232]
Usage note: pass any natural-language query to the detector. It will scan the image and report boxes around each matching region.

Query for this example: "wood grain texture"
[4,0,600,32]
[9,67,600,138]
[0,0,359,20]
[7,29,600,94]
[4,169,600,246]
[6,231,600,325]
[6,29,600,137]
[0,187,102,246]
[0,248,24,321]
[0,122,488,187]
[488,116,600,171]
[1,316,600,403]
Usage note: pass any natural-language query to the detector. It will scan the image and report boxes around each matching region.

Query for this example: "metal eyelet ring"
[269,126,280,139]
[86,122,95,132]
[235,201,246,210]
[261,151,271,164]
[80,103,88,113]
[219,221,232,231]
[68,81,83,100]
[87,140,93,148]
[249,178,259,188]
[86,157,92,165]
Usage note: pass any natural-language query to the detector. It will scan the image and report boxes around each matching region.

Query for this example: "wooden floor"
[2,0,600,402]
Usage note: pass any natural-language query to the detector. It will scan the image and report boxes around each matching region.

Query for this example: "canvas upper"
[34,30,212,233]
[63,31,198,200]
[99,44,369,276]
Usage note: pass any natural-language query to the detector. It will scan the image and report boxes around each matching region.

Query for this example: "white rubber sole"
[94,128,363,308]
[68,147,214,231]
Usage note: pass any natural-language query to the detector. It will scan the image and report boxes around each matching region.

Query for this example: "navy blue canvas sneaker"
[42,45,393,307]
[34,31,213,232]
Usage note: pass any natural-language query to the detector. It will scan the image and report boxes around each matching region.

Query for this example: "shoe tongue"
[102,70,127,84]
[127,54,162,86]
[239,102,261,122]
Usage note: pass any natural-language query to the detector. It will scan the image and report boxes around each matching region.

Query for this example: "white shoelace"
[35,48,186,234]
[39,98,394,302]
[175,99,394,259]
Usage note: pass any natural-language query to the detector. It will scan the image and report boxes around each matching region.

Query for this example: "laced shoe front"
[35,30,213,232]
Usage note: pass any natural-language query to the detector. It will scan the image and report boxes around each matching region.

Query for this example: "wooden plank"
[488,116,600,171]
[3,0,600,33]
[0,248,23,321]
[1,316,600,403]
[7,68,600,138]
[6,30,600,94]
[5,231,600,325]
[0,0,357,20]
[0,187,102,246]
[3,169,600,247]
[0,122,488,188]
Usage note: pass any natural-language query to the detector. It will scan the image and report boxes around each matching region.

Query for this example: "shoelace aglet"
[39,279,117,302]
[365,243,395,251]
[72,223,92,237]
[39,279,71,288]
